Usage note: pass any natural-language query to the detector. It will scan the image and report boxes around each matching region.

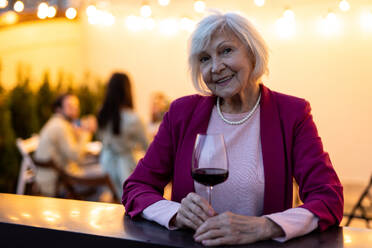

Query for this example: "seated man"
[34,93,97,196]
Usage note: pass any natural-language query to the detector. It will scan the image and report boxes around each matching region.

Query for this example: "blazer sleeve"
[122,106,175,218]
[292,101,344,231]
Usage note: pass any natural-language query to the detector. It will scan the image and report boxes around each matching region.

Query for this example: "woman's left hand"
[193,211,284,246]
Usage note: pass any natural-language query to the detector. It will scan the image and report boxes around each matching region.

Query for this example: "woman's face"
[198,31,254,99]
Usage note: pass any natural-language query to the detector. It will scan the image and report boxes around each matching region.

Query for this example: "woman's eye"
[223,48,232,54]
[199,56,210,63]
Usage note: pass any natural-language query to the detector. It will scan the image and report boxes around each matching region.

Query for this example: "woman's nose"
[211,58,225,74]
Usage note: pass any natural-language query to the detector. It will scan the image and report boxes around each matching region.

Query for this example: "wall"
[1,0,372,184]
[0,19,83,89]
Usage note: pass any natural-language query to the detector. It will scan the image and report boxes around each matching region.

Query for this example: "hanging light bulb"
[159,18,179,35]
[86,5,97,17]
[0,0,8,8]
[47,6,57,18]
[275,8,296,39]
[158,0,170,6]
[140,2,152,18]
[194,0,205,13]
[254,0,265,7]
[317,11,341,36]
[339,0,350,12]
[180,17,196,32]
[37,2,49,19]
[13,1,24,12]
[66,7,77,20]
[283,9,295,21]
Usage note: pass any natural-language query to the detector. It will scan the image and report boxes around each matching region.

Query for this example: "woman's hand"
[172,193,216,230]
[193,212,284,246]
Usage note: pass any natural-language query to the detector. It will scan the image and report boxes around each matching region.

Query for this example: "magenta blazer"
[122,84,343,231]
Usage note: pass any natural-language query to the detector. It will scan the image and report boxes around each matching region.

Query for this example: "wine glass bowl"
[191,133,229,205]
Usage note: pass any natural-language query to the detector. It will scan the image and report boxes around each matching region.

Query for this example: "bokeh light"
[159,18,179,35]
[254,0,265,7]
[13,1,24,13]
[360,10,372,32]
[47,6,57,18]
[37,2,49,19]
[66,7,77,20]
[140,4,152,18]
[317,12,341,36]
[339,0,350,12]
[0,0,8,8]
[194,0,206,13]
[158,0,170,6]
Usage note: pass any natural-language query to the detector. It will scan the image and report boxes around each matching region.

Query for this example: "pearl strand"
[216,93,261,125]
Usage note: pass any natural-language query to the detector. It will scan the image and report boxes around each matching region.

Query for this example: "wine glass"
[191,133,229,206]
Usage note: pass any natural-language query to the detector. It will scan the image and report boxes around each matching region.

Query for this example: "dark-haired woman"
[97,72,148,198]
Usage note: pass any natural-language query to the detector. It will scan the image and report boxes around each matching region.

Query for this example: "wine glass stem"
[207,186,213,205]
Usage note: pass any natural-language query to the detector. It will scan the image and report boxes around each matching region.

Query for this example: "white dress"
[98,109,148,198]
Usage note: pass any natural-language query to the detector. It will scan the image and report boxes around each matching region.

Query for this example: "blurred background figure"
[97,72,148,199]
[34,93,97,196]
[148,92,170,139]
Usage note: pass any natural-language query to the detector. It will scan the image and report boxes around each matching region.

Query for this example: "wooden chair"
[345,174,372,228]
[16,136,120,203]
[16,135,39,195]
[32,158,120,203]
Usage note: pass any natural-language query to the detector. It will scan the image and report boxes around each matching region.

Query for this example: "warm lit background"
[1,0,372,186]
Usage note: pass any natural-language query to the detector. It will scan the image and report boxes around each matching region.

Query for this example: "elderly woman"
[123,12,343,246]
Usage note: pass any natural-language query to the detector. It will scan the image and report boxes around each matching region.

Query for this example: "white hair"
[188,12,269,95]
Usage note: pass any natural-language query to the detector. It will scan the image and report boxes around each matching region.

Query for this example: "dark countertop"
[0,193,371,247]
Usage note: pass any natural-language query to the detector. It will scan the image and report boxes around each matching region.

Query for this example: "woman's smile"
[214,74,234,86]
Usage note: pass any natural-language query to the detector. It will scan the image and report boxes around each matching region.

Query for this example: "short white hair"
[188,12,269,95]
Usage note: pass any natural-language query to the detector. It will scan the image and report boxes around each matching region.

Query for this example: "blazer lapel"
[173,96,215,202]
[260,85,287,214]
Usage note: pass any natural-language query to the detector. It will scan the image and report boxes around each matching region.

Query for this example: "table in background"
[0,193,371,248]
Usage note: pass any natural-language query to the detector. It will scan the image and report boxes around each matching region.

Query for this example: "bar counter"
[0,193,371,247]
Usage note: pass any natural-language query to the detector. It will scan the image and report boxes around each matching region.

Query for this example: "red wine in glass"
[191,168,229,186]
[192,134,228,205]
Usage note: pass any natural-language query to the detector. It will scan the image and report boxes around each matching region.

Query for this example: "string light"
[101,11,115,26]
[276,8,296,38]
[180,17,196,32]
[47,6,57,18]
[194,0,206,13]
[37,2,49,19]
[86,5,97,17]
[0,0,8,8]
[140,2,152,18]
[66,7,77,20]
[158,0,170,6]
[283,9,295,21]
[13,1,24,12]
[254,0,265,7]
[339,0,350,12]
[317,11,341,36]
[159,18,179,35]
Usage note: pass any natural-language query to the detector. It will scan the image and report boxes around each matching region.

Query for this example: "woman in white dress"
[97,73,148,199]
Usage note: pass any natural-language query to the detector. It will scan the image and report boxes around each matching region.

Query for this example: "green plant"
[0,89,19,193]
[35,71,55,129]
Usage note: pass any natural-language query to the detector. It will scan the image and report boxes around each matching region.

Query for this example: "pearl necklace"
[216,93,261,125]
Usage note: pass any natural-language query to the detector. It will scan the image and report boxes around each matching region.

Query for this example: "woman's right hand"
[172,193,216,230]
